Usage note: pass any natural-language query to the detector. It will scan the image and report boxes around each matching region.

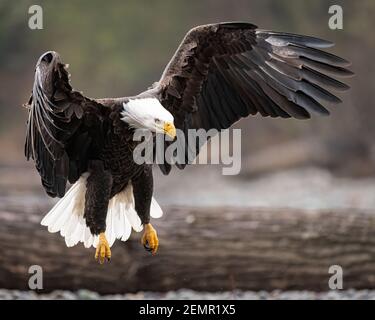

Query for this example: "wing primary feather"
[256,30,334,48]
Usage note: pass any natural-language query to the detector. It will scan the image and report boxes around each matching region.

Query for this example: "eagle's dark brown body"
[77,104,154,234]
[100,113,143,198]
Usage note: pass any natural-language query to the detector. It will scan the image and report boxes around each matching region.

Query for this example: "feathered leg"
[84,160,113,263]
[133,165,159,254]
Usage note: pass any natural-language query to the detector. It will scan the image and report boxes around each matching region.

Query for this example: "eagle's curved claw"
[141,223,159,255]
[95,232,111,264]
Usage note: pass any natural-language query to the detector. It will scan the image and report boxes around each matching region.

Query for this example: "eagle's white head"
[121,98,176,139]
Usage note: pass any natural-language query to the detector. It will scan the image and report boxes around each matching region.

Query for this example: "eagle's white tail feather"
[41,173,163,248]
[151,198,163,218]
[42,178,82,232]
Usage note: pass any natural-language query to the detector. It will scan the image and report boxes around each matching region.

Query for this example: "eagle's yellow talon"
[142,223,159,255]
[95,232,111,264]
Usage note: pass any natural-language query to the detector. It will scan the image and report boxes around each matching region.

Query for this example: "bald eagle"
[24,22,352,263]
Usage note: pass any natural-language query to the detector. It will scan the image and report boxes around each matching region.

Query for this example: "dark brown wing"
[156,22,353,174]
[25,51,108,197]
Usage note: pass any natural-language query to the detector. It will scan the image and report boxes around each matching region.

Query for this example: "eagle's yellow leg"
[95,232,111,264]
[141,223,159,255]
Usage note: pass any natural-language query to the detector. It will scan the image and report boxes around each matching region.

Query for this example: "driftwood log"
[1,198,375,293]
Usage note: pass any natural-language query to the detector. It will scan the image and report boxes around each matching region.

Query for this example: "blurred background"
[1,0,375,300]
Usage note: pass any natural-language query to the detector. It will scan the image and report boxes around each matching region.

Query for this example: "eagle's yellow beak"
[163,122,176,139]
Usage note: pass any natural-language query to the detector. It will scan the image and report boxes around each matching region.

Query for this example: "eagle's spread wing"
[25,51,107,197]
[156,22,353,174]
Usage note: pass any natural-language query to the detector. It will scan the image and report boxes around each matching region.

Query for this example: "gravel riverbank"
[1,289,374,300]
